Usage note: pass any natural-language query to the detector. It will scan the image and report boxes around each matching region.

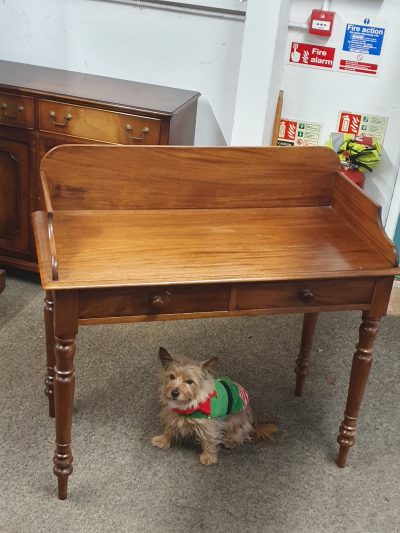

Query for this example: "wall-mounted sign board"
[288,15,387,77]
[289,42,335,70]
[277,119,322,146]
[338,17,386,76]
[337,111,388,144]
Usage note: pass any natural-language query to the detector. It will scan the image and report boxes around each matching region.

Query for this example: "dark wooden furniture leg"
[336,311,379,467]
[44,291,55,418]
[53,291,78,500]
[0,269,5,293]
[295,313,319,396]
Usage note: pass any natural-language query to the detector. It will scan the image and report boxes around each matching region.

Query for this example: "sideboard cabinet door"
[0,138,30,258]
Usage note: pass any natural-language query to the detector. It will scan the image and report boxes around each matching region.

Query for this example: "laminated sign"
[337,111,388,144]
[338,17,386,76]
[277,119,322,146]
[289,42,335,70]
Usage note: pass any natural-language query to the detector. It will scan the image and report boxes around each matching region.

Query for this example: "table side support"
[336,276,394,467]
[336,311,378,467]
[44,290,55,418]
[53,291,79,500]
[294,313,319,396]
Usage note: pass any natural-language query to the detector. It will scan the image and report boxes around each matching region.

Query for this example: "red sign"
[338,113,362,134]
[289,42,335,69]
[339,59,378,75]
[279,120,297,141]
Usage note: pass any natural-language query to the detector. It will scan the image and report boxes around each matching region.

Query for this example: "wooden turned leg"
[53,333,76,500]
[53,291,78,500]
[44,291,55,418]
[295,313,319,396]
[337,312,379,467]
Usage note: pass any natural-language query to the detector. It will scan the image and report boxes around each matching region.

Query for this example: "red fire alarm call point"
[309,9,335,37]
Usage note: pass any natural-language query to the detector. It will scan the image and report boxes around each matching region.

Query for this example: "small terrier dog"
[152,347,278,465]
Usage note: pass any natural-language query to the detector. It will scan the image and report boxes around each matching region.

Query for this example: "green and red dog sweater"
[173,377,249,419]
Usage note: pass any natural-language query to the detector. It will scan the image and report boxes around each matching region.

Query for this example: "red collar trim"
[172,390,217,416]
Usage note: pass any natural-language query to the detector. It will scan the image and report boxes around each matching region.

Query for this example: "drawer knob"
[49,110,72,127]
[299,288,314,303]
[150,294,167,310]
[125,124,150,141]
[1,103,24,118]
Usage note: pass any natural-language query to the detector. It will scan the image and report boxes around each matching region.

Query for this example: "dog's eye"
[169,374,175,380]
[185,379,194,385]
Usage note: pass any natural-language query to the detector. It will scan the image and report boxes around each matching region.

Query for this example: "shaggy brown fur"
[151,347,278,465]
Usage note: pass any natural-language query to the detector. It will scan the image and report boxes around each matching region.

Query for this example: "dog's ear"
[159,347,174,368]
[201,356,219,373]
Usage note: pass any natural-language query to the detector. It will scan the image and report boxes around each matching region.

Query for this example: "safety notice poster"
[288,15,387,76]
[338,17,386,76]
[337,111,388,144]
[277,119,322,146]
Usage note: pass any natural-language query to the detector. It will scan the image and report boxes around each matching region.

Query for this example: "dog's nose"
[171,389,180,399]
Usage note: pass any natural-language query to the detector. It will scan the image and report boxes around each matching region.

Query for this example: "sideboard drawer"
[0,92,34,129]
[235,278,375,310]
[79,284,230,319]
[39,99,161,144]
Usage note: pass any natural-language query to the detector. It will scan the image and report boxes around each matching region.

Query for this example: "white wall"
[0,0,245,145]
[1,0,399,229]
[282,0,400,225]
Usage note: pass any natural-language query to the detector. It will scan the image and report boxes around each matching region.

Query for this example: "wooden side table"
[32,145,399,499]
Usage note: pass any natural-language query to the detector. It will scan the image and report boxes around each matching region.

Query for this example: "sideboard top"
[0,60,200,114]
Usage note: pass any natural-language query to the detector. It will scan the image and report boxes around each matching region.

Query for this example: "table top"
[33,145,399,291]
[33,206,396,290]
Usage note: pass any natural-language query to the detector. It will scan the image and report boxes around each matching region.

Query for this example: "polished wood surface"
[0,60,199,114]
[0,138,31,257]
[39,145,340,210]
[38,100,162,144]
[0,91,34,129]
[295,313,319,396]
[35,207,394,290]
[32,145,399,499]
[0,60,200,271]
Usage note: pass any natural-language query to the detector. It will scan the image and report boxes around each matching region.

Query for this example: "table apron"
[77,277,376,324]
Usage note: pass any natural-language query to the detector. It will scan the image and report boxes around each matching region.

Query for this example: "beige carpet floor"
[0,274,399,533]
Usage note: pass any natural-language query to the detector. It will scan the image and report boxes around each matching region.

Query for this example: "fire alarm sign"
[309,9,335,37]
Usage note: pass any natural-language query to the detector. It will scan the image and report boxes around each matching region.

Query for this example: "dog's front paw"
[200,452,218,465]
[151,434,171,449]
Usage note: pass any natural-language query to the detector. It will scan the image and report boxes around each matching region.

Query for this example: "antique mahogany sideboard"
[0,60,200,271]
[33,145,399,500]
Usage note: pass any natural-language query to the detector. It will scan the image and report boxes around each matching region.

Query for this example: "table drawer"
[235,278,375,310]
[0,92,34,129]
[79,284,230,319]
[39,99,161,144]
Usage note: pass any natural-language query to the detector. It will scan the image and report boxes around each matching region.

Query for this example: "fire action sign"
[339,18,386,76]
[289,42,335,70]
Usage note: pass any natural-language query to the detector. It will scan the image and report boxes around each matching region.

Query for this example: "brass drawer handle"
[1,103,24,118]
[299,288,314,303]
[125,124,150,141]
[48,110,72,127]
